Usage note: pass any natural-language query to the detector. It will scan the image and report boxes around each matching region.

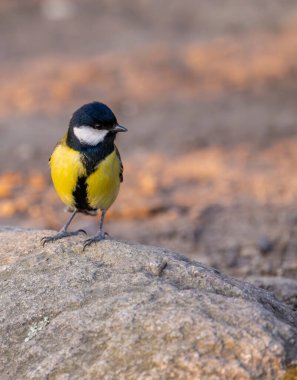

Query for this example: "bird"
[41,101,127,250]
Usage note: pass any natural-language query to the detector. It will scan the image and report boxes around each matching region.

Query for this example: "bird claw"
[41,229,87,247]
[83,234,105,251]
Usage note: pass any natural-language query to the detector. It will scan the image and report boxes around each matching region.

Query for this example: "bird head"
[68,101,127,146]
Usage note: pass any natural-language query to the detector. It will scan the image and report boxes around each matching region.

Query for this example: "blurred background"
[1,0,297,280]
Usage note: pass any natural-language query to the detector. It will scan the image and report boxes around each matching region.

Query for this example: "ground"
[0,0,297,283]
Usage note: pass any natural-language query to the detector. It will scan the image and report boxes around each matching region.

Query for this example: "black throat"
[66,127,116,176]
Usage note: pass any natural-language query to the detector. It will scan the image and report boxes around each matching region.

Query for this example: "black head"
[69,101,118,130]
[67,101,127,150]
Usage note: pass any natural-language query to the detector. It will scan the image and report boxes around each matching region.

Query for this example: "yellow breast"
[86,149,121,210]
[50,142,85,208]
[50,140,121,211]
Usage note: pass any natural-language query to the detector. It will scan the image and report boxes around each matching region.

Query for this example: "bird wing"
[115,145,123,182]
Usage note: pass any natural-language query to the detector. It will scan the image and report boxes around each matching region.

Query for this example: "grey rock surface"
[0,227,296,380]
[247,276,297,311]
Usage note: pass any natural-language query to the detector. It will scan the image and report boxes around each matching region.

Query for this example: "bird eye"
[94,124,102,129]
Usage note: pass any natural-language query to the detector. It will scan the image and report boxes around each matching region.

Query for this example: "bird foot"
[41,229,87,247]
[83,232,107,251]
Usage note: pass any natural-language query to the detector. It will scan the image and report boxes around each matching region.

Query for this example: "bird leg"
[83,209,107,250]
[41,210,86,247]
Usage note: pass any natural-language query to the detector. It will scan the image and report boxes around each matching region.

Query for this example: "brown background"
[1,0,297,279]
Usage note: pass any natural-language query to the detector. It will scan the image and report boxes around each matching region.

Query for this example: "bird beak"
[113,124,128,132]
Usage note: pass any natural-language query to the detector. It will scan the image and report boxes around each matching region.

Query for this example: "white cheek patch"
[73,126,108,145]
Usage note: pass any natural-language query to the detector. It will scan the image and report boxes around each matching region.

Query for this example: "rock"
[247,276,297,311]
[0,227,296,380]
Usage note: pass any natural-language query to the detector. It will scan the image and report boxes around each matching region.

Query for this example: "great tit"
[42,101,127,250]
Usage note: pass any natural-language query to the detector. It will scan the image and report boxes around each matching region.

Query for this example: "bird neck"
[66,127,116,175]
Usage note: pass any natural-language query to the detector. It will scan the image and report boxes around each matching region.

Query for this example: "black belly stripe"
[73,176,94,211]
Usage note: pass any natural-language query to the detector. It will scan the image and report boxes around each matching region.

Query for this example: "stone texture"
[247,276,297,311]
[0,227,296,380]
